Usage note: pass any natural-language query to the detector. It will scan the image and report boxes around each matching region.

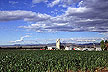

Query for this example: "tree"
[104,43,108,50]
[44,46,48,50]
[105,40,108,44]
[105,40,108,50]
[100,40,105,51]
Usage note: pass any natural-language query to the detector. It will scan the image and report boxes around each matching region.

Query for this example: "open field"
[0,50,108,72]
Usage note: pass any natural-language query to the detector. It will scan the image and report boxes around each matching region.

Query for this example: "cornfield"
[0,50,108,72]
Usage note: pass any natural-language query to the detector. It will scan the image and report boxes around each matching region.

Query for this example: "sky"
[0,0,108,45]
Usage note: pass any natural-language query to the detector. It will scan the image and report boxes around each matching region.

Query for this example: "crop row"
[0,50,108,72]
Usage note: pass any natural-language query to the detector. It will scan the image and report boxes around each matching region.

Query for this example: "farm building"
[82,48,95,51]
[48,46,56,50]
[65,46,73,50]
[95,47,102,51]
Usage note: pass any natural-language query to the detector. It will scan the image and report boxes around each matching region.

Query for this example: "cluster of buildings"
[47,39,102,51]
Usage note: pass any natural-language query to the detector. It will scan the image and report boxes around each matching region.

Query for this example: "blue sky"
[0,0,108,45]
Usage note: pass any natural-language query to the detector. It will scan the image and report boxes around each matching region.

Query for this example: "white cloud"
[1,0,108,33]
[19,10,108,33]
[9,1,18,5]
[58,4,67,8]
[65,7,91,15]
[32,0,48,4]
[48,0,77,8]
[78,1,84,7]
[0,10,51,22]
[48,0,60,7]
[24,13,51,22]
[76,19,94,22]
[98,32,108,38]
[58,37,103,43]
[10,35,31,43]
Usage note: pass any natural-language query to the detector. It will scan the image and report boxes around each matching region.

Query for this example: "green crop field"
[0,50,108,72]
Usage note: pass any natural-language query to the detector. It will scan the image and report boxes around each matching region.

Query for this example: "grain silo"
[56,39,60,49]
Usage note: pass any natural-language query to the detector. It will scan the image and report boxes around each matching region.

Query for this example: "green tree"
[104,40,108,50]
[105,40,108,44]
[100,40,105,51]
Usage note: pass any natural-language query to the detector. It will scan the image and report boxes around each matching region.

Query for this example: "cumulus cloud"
[1,0,108,33]
[10,35,31,43]
[48,0,79,7]
[65,7,91,15]
[0,10,51,22]
[19,0,108,32]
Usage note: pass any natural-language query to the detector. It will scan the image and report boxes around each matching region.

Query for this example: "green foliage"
[105,40,108,44]
[0,50,108,72]
[100,40,104,44]
[100,40,105,50]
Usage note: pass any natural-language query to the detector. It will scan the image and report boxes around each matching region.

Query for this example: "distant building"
[74,47,82,50]
[48,46,56,50]
[56,39,60,49]
[65,46,73,50]
[82,48,95,51]
[95,47,102,51]
[48,47,52,50]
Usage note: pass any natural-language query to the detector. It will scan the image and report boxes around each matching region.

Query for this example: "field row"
[0,50,108,72]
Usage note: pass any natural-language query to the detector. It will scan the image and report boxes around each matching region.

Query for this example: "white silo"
[56,39,60,49]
